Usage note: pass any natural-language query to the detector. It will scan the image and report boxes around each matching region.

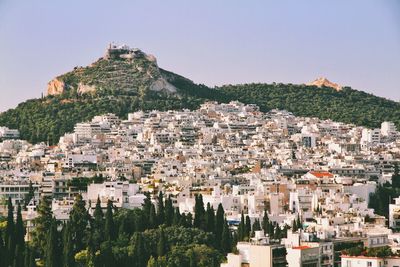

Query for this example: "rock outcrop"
[47,79,66,95]
[308,77,342,91]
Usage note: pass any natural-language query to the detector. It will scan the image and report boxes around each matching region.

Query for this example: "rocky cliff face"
[308,77,342,91]
[47,79,66,95]
[46,44,177,96]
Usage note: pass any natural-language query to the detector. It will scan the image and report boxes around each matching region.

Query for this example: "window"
[367,262,372,267]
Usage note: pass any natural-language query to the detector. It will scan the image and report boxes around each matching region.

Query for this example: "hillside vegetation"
[0,48,399,144]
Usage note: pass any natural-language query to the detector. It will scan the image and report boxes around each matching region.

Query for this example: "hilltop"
[0,44,399,144]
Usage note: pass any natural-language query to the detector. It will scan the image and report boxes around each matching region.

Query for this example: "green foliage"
[369,184,400,219]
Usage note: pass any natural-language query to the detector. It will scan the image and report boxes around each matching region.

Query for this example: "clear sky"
[0,0,399,111]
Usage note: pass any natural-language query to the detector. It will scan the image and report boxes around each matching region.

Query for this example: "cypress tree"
[179,213,187,227]
[172,207,181,226]
[193,194,205,230]
[262,209,269,234]
[131,233,147,267]
[186,212,193,228]
[5,197,15,266]
[274,225,282,240]
[100,241,114,267]
[164,196,174,226]
[245,216,251,240]
[0,232,5,267]
[15,203,25,250]
[157,191,165,225]
[24,246,30,267]
[69,194,89,253]
[157,227,167,257]
[292,219,298,232]
[142,192,152,220]
[62,222,75,267]
[23,247,36,267]
[215,204,224,243]
[13,244,24,267]
[44,219,61,267]
[296,215,302,230]
[251,219,261,237]
[205,203,215,233]
[221,220,232,254]
[29,249,37,267]
[104,200,116,241]
[93,196,104,249]
[238,212,245,241]
[32,196,53,256]
[24,181,35,208]
[189,250,196,267]
[149,204,157,229]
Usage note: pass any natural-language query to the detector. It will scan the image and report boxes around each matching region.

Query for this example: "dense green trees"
[1,199,36,267]
[369,167,400,220]
[1,192,240,267]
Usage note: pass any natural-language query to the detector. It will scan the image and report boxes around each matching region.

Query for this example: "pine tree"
[62,222,75,267]
[205,203,215,233]
[15,203,25,250]
[44,219,61,267]
[157,227,167,257]
[157,191,165,225]
[221,220,232,254]
[104,200,116,241]
[5,197,15,266]
[215,204,224,245]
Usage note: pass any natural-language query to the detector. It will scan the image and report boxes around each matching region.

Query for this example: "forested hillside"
[0,49,399,145]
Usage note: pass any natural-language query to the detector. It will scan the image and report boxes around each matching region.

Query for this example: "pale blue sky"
[0,0,399,111]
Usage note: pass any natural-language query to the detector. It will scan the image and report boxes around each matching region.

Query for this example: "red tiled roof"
[292,246,311,250]
[309,171,333,178]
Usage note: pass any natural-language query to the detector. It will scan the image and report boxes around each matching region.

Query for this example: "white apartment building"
[389,196,400,229]
[87,181,146,209]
